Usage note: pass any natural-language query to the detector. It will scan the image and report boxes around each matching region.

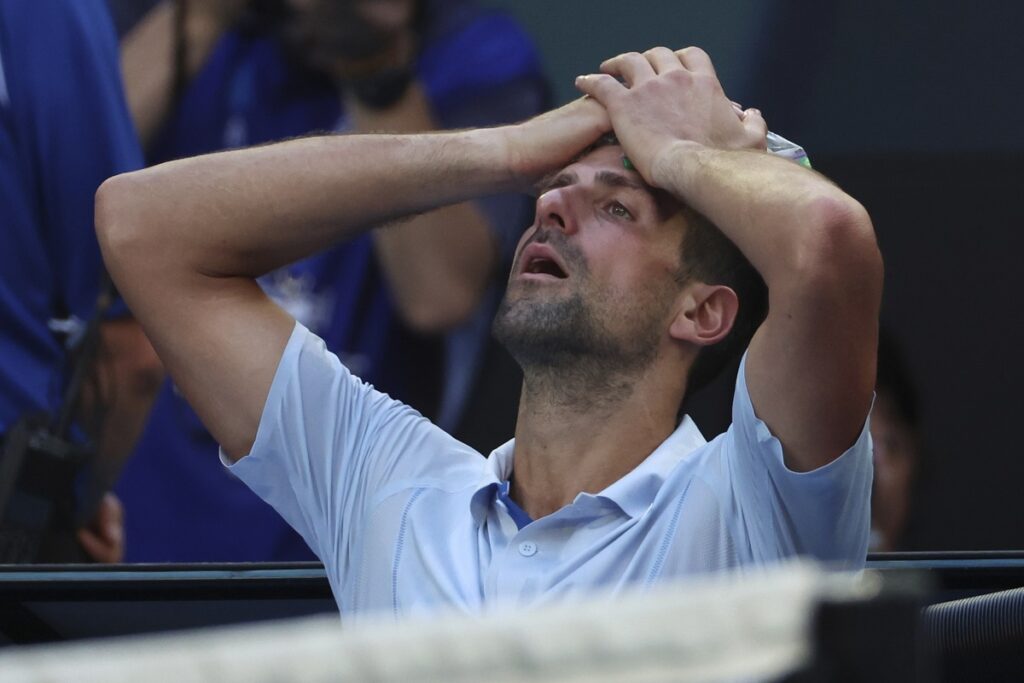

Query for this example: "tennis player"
[97,46,881,617]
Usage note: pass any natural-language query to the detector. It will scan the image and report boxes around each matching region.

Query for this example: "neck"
[509,356,686,520]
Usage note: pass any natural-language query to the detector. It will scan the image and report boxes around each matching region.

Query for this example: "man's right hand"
[574,47,766,188]
[499,96,611,190]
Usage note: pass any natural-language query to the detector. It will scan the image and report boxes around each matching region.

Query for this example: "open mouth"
[518,243,570,281]
[524,256,567,279]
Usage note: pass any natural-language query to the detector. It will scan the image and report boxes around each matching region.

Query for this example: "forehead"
[553,145,682,223]
[566,144,633,176]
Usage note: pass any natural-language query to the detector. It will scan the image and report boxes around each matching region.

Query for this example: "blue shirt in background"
[0,0,142,434]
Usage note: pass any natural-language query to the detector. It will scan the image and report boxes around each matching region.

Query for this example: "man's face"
[493,145,688,373]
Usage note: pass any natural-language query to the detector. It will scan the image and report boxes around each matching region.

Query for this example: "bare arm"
[578,47,882,472]
[96,99,609,460]
[70,319,163,564]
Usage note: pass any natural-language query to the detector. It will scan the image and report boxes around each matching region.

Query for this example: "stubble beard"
[492,276,667,411]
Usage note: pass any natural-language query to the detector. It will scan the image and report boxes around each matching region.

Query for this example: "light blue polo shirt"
[228,323,872,620]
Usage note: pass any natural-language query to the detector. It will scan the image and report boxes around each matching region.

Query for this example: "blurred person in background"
[113,0,547,562]
[0,0,160,563]
[869,330,923,552]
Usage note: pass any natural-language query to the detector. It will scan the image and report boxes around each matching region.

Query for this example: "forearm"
[652,141,877,287]
[92,320,164,464]
[98,129,515,288]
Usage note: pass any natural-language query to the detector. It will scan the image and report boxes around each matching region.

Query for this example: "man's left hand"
[574,47,766,186]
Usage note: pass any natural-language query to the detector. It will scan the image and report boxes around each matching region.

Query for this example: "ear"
[669,283,739,347]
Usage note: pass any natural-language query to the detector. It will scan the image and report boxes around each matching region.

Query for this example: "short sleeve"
[226,323,479,572]
[722,352,874,567]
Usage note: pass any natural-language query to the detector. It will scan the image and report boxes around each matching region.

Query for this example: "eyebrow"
[594,170,647,192]
[534,169,649,196]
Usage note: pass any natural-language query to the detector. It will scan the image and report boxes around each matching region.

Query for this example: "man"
[97,47,882,617]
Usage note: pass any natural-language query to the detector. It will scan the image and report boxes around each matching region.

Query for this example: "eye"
[607,201,634,220]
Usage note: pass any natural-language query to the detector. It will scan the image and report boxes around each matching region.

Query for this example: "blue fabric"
[0,0,142,433]
[229,323,872,619]
[498,481,533,530]
[116,4,546,562]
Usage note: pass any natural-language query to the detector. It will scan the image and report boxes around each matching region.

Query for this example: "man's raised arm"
[95,101,609,460]
[578,47,883,472]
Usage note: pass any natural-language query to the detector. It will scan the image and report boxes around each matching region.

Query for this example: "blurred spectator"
[869,330,923,552]
[114,0,547,561]
[0,0,159,562]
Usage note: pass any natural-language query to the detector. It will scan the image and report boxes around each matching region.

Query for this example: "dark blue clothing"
[116,2,546,562]
[0,0,142,434]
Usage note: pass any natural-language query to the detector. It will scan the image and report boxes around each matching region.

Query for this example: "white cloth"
[227,322,872,619]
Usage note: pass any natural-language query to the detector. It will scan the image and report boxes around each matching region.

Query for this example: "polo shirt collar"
[591,415,706,518]
[469,438,515,524]
[469,417,706,523]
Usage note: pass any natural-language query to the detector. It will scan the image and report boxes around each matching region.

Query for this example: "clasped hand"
[503,46,767,191]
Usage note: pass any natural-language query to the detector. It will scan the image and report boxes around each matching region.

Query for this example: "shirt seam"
[392,487,426,617]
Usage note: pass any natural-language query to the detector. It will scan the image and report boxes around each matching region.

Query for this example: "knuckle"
[666,69,692,85]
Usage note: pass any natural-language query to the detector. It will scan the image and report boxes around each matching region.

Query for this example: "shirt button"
[518,541,537,557]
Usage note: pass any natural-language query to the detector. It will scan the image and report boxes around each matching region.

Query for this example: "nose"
[534,188,578,236]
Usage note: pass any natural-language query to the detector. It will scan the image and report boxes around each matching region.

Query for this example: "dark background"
[488,0,1024,550]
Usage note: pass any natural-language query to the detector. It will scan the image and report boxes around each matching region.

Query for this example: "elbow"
[96,170,177,297]
[793,195,884,299]
[95,172,146,280]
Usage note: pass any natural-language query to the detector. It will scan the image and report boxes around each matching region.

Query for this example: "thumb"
[574,73,622,105]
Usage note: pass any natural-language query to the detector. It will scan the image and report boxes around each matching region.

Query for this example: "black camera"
[0,413,95,563]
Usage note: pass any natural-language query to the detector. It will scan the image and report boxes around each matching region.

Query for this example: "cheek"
[588,236,679,295]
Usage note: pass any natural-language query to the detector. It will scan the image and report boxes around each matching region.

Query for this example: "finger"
[575,73,624,105]
[743,108,769,149]
[599,52,656,86]
[675,46,716,76]
[77,528,117,564]
[643,46,683,75]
